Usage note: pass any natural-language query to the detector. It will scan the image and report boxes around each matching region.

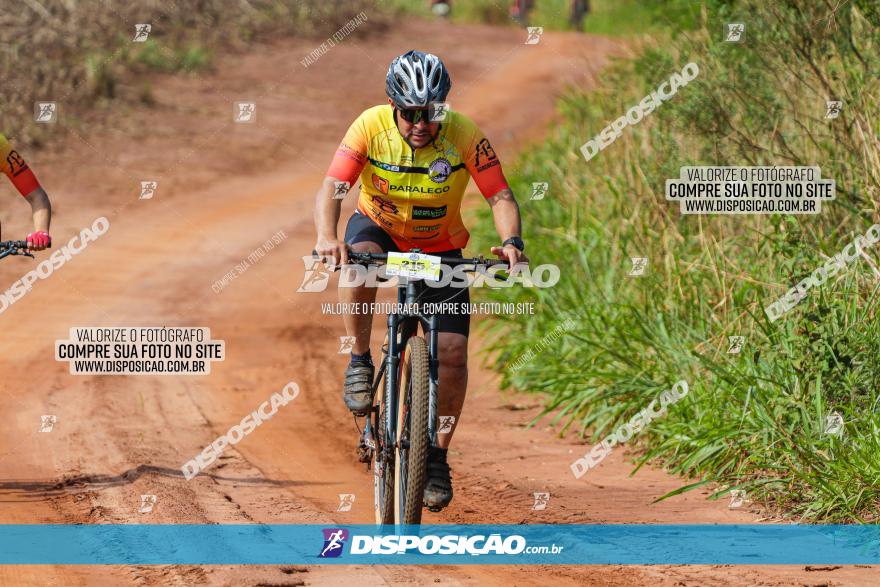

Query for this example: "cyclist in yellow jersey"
[313,50,527,509]
[0,134,52,250]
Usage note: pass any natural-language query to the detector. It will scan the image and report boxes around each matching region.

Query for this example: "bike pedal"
[426,505,443,513]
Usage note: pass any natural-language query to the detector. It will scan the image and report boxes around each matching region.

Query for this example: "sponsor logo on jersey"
[6,150,29,176]
[475,138,499,172]
[412,205,447,219]
[373,160,401,172]
[388,184,450,194]
[413,224,442,233]
[428,158,452,183]
[373,213,394,228]
[372,173,389,194]
[370,195,399,215]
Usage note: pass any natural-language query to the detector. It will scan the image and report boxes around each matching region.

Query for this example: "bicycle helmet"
[385,50,451,108]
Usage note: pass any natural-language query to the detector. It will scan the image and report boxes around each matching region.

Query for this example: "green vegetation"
[380,0,698,34]
[473,0,880,522]
[1,0,371,144]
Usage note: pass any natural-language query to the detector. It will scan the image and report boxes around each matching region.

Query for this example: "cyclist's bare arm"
[313,176,350,266]
[1,134,52,249]
[486,188,528,267]
[316,117,369,266]
[24,187,51,235]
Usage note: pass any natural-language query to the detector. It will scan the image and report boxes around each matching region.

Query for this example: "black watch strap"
[502,237,525,252]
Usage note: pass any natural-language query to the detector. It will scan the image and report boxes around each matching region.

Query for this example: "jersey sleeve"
[457,115,509,199]
[0,134,41,197]
[325,110,370,186]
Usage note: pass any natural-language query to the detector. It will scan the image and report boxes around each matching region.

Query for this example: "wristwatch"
[502,236,525,252]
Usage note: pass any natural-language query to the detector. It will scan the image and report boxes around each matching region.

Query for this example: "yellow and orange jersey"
[0,134,40,197]
[326,105,509,252]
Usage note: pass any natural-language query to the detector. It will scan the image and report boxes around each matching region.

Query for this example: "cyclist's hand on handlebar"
[313,238,349,268]
[490,243,528,270]
[26,231,51,251]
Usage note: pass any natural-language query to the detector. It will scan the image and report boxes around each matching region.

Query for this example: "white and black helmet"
[385,50,451,108]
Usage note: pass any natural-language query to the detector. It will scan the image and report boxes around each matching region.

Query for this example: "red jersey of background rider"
[0,134,41,197]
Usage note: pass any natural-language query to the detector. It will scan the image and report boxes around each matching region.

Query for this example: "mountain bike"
[0,240,34,261]
[344,249,508,525]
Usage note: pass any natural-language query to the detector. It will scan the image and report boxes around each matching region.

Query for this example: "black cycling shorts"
[344,211,470,337]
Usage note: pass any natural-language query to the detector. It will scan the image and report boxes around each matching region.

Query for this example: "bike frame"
[382,276,441,459]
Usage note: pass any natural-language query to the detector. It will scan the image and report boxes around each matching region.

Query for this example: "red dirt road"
[0,17,873,587]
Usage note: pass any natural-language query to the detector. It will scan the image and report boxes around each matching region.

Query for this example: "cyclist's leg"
[340,212,397,413]
[418,252,470,444]
[340,239,382,355]
[419,250,470,508]
[341,212,398,353]
[435,331,468,448]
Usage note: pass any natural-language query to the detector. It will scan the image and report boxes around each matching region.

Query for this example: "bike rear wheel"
[372,335,395,525]
[394,336,430,525]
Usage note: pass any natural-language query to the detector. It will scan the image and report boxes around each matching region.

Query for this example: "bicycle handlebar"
[311,249,510,268]
[346,251,509,268]
[0,240,34,260]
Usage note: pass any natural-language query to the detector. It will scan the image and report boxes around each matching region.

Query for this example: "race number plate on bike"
[386,252,442,282]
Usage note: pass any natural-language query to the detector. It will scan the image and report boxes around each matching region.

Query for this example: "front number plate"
[386,252,441,282]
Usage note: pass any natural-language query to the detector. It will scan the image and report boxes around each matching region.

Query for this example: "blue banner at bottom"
[0,524,878,565]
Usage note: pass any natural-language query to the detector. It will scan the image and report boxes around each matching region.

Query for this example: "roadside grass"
[472,0,880,522]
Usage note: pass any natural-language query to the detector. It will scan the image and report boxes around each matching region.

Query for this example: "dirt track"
[0,16,874,587]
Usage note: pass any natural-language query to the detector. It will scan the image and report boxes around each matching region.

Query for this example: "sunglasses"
[397,107,434,124]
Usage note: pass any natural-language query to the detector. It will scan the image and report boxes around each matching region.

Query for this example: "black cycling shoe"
[423,447,453,510]
[343,360,374,415]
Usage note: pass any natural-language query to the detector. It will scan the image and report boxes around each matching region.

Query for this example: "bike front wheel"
[394,336,430,525]
[373,335,395,525]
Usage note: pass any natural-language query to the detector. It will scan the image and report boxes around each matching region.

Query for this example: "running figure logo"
[727,336,745,354]
[725,23,744,42]
[234,102,256,123]
[133,24,152,42]
[319,528,349,558]
[629,257,648,276]
[139,494,157,513]
[825,100,842,120]
[139,181,158,200]
[525,27,543,45]
[34,102,57,123]
[333,181,350,200]
[338,336,356,354]
[39,415,57,432]
[532,492,550,510]
[336,494,355,512]
[438,415,456,434]
[824,412,845,437]
[530,182,549,201]
[728,489,747,509]
[297,255,331,292]
[430,102,449,122]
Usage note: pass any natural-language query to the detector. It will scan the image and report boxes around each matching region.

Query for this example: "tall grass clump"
[472,0,880,522]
